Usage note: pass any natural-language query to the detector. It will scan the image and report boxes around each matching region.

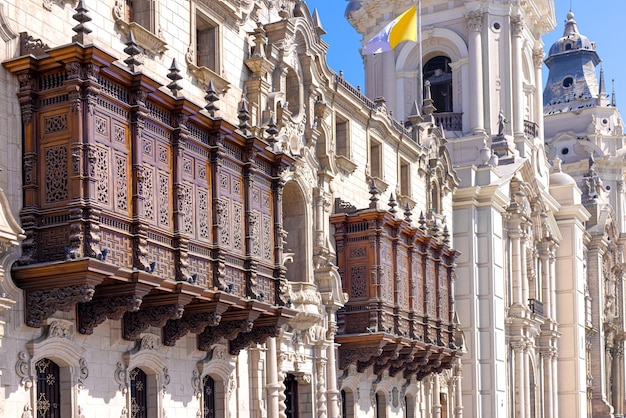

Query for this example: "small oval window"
[563,77,574,88]
[561,147,569,155]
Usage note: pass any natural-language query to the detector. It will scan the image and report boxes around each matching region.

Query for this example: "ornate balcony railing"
[433,112,463,132]
[330,202,461,378]
[6,41,296,352]
[524,120,538,138]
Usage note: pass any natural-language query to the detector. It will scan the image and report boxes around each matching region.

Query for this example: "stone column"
[549,247,557,319]
[520,226,529,306]
[510,224,523,306]
[454,360,464,418]
[326,324,340,418]
[532,48,545,141]
[542,350,554,418]
[511,15,525,140]
[539,243,551,317]
[523,343,531,417]
[512,341,526,418]
[433,373,442,418]
[266,337,280,418]
[466,10,484,133]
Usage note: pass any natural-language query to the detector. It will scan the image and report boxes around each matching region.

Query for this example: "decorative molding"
[0,5,17,42]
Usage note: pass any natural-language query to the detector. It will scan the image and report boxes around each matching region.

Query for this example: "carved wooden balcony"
[5,41,296,351]
[331,203,460,378]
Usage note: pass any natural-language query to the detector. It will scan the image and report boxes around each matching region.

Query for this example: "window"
[405,395,415,418]
[400,160,411,197]
[375,392,388,418]
[284,374,299,418]
[203,375,216,418]
[36,358,60,418]
[423,56,453,113]
[430,182,441,214]
[370,141,382,179]
[336,115,350,157]
[196,12,218,72]
[341,389,355,418]
[127,0,157,33]
[130,367,148,418]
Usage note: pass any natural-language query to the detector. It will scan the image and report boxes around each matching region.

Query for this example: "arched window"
[341,389,355,418]
[405,394,415,418]
[36,358,60,418]
[375,392,388,418]
[130,368,148,418]
[284,373,299,418]
[203,375,216,418]
[423,56,453,113]
[282,182,308,282]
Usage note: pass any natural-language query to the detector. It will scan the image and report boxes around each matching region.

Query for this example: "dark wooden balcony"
[330,204,460,378]
[6,41,296,352]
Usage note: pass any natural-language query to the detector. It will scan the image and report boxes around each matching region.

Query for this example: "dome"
[550,171,576,186]
[547,12,594,57]
[550,157,576,186]
[344,1,361,19]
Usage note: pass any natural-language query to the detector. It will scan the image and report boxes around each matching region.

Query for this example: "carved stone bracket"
[339,346,384,371]
[229,324,281,355]
[163,311,223,346]
[78,294,144,335]
[25,284,95,328]
[198,318,254,351]
[123,303,184,340]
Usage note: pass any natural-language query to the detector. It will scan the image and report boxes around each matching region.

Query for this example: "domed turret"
[543,12,601,112]
[547,12,594,56]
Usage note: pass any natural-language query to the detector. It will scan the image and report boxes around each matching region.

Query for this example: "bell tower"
[345,0,555,162]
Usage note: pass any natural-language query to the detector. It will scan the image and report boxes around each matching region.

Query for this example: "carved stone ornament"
[47,319,75,339]
[16,351,32,388]
[78,357,89,390]
[114,361,127,393]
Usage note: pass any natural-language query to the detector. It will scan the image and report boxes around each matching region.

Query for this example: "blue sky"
[306,0,626,108]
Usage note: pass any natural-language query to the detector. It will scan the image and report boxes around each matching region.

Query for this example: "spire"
[71,0,92,44]
[312,9,327,37]
[599,66,606,97]
[612,79,617,107]
[166,59,183,97]
[123,32,142,72]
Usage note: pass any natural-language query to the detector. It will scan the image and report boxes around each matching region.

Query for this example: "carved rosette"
[26,284,95,327]
[123,303,184,340]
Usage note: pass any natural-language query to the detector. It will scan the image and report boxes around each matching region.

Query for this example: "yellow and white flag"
[362,6,417,55]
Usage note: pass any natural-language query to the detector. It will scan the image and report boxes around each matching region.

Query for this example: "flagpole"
[417,0,423,106]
